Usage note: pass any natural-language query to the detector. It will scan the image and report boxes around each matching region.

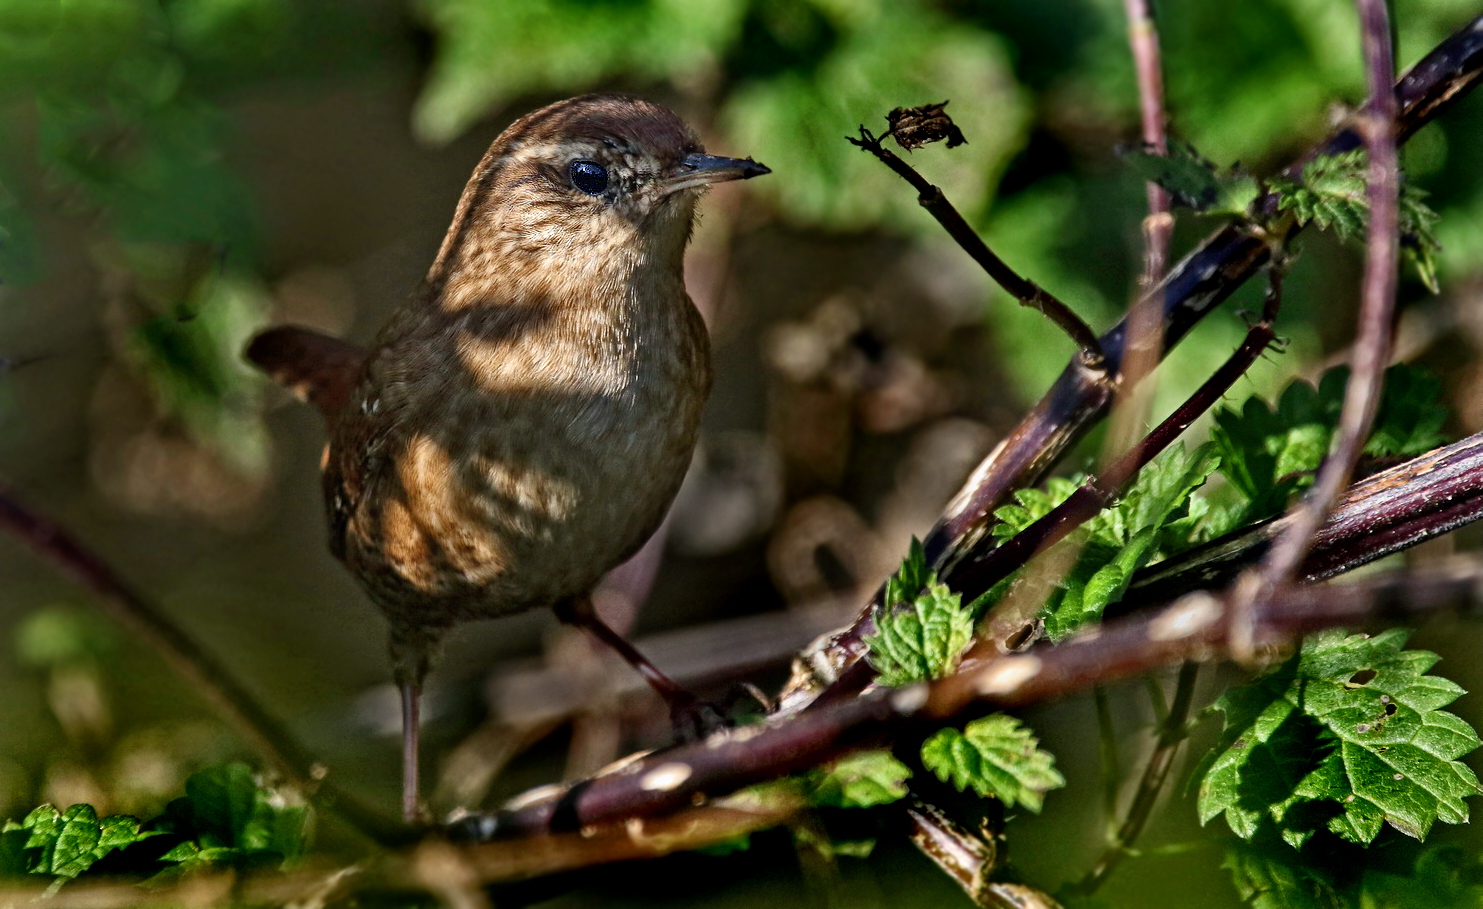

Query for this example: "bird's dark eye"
[568,160,609,195]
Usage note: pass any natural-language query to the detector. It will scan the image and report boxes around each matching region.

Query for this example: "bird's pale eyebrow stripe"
[514,141,590,162]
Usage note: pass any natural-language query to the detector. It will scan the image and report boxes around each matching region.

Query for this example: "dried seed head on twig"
[886,101,967,151]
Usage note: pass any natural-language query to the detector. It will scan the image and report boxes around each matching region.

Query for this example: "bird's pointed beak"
[664,152,771,193]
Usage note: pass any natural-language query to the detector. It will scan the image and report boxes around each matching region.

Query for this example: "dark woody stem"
[449,557,1483,847]
[1228,0,1403,659]
[967,272,1282,648]
[0,481,408,844]
[847,127,1107,366]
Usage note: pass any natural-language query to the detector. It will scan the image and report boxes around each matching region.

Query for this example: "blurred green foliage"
[415,0,1030,228]
[0,0,395,475]
[4,0,1482,427]
[13,606,113,671]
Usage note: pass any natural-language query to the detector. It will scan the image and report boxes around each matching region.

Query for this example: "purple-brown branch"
[1228,0,1402,657]
[449,556,1483,849]
[0,481,405,844]
[847,126,1107,365]
[1109,0,1174,464]
[1125,0,1173,288]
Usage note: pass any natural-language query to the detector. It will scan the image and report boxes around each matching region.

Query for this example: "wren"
[247,94,769,822]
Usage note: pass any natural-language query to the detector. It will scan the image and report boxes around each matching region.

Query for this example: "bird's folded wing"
[246,325,367,424]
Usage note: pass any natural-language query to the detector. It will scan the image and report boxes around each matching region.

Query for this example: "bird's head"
[431,94,769,295]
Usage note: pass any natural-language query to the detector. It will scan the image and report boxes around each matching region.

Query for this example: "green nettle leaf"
[1270,149,1444,290]
[1197,630,1483,848]
[921,715,1065,812]
[1210,369,1344,518]
[809,750,913,809]
[1086,442,1221,555]
[1121,141,1261,218]
[865,572,973,687]
[885,537,931,610]
[1121,142,1226,210]
[166,763,309,864]
[1365,365,1449,459]
[1,764,311,881]
[1273,153,1368,242]
[1399,198,1443,295]
[986,444,1219,640]
[991,477,1084,541]
[1211,364,1451,527]
[1,803,153,879]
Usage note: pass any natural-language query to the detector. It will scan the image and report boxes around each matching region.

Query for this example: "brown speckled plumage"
[247,94,767,819]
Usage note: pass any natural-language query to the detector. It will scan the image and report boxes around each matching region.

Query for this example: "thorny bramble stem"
[964,269,1283,650]
[1228,0,1402,660]
[1076,661,1199,894]
[848,126,1107,367]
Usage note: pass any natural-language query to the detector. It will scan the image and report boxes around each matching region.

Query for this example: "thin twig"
[1228,0,1401,659]
[0,481,406,845]
[1125,0,1173,292]
[1108,0,1174,458]
[1093,687,1122,826]
[1076,662,1198,894]
[848,127,1106,365]
[905,801,1028,907]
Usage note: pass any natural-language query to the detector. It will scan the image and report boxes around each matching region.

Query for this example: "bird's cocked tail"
[246,325,368,424]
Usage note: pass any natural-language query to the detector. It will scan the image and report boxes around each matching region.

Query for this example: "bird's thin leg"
[555,594,709,730]
[399,677,421,823]
[390,628,437,825]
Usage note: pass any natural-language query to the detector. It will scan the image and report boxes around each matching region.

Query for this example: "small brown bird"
[247,94,769,822]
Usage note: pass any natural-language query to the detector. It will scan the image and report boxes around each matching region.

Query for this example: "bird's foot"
[666,681,776,742]
[667,692,732,742]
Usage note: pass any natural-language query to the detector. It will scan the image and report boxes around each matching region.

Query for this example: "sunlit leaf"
[921,714,1064,812]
